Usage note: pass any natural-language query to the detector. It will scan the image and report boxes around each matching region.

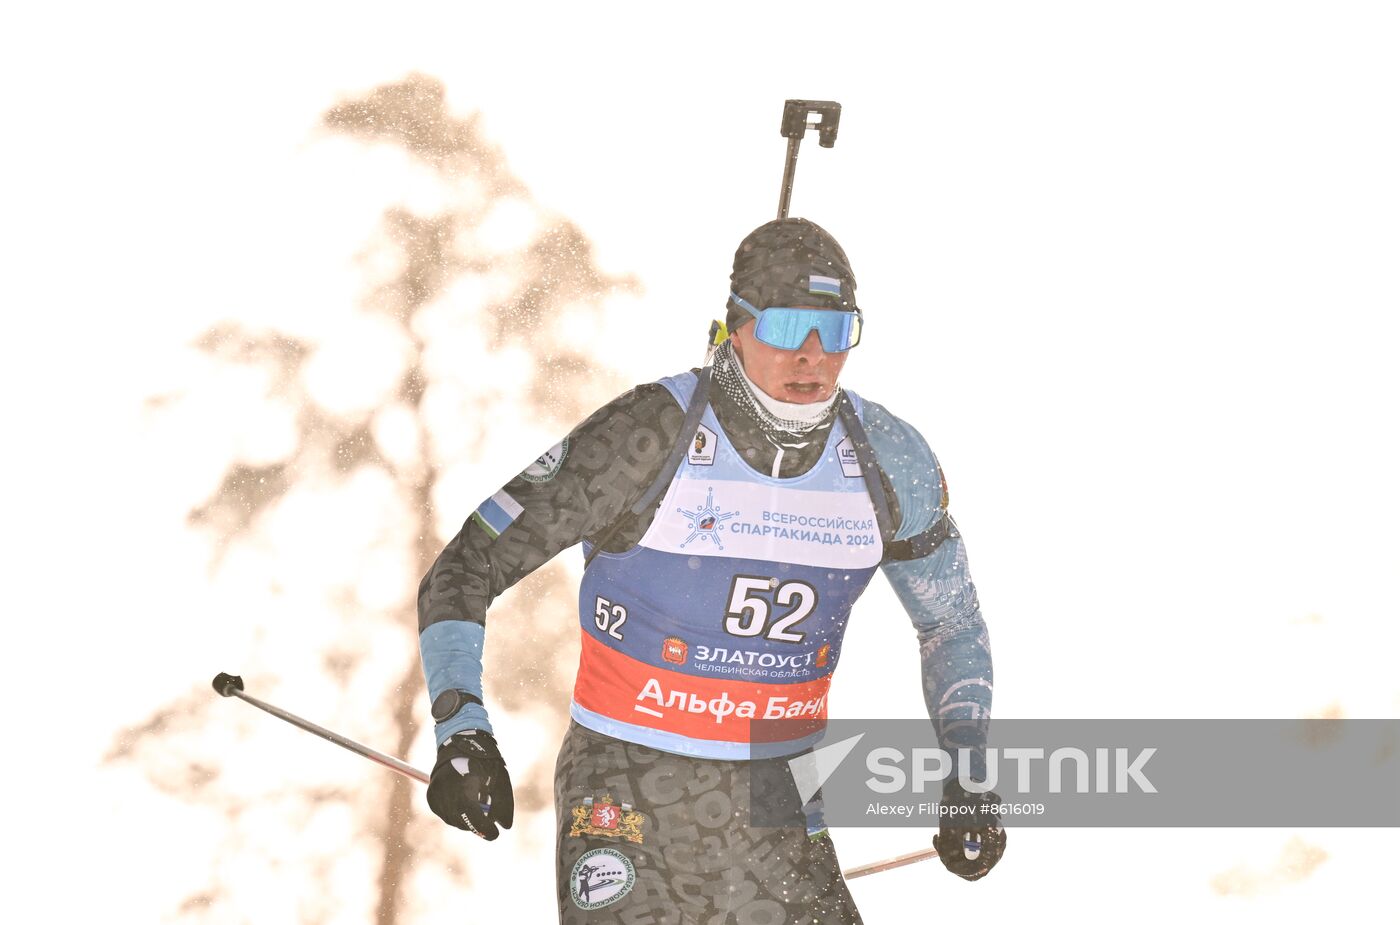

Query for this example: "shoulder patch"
[521,438,569,483]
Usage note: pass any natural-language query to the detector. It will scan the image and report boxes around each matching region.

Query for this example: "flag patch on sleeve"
[471,489,524,539]
[808,275,841,297]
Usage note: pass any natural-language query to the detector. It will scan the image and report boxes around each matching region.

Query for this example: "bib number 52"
[724,576,817,643]
[594,596,627,640]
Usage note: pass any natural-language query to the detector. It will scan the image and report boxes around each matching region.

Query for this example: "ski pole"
[212,672,428,784]
[841,844,939,880]
[776,99,842,219]
[212,672,939,878]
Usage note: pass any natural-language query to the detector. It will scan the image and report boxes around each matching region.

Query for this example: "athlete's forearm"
[883,531,994,779]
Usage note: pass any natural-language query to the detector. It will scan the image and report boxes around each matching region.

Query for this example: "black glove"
[426,730,515,840]
[934,779,1006,881]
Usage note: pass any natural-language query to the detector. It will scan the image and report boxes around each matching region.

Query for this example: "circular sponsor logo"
[521,438,569,483]
[569,847,636,910]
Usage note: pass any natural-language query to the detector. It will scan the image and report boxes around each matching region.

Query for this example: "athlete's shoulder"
[594,369,702,414]
[649,367,706,409]
[855,396,950,538]
[502,377,690,522]
[581,376,690,426]
[858,397,943,477]
[563,375,695,464]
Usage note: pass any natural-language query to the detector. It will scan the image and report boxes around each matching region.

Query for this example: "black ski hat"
[726,218,858,333]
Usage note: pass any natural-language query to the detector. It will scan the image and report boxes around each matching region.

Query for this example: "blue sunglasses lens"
[753,308,862,352]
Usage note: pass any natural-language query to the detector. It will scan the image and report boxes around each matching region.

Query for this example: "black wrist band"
[431,689,484,722]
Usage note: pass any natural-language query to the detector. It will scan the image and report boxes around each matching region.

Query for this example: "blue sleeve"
[419,621,493,744]
[865,400,994,781]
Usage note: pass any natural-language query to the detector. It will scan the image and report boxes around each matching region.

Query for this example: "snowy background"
[4,2,1398,923]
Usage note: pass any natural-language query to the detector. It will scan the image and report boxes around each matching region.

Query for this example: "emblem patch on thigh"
[570,848,636,910]
[569,795,646,843]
